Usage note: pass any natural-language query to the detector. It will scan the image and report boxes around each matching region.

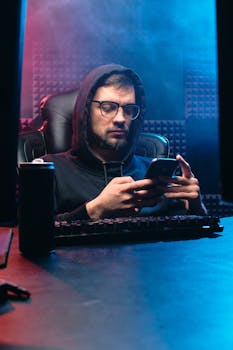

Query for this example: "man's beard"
[88,129,130,154]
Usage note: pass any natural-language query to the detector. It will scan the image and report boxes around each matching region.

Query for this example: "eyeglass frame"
[92,100,140,120]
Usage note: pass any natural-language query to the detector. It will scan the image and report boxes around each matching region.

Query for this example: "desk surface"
[0,217,233,350]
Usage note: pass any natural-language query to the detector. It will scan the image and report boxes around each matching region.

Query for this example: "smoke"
[21,0,217,120]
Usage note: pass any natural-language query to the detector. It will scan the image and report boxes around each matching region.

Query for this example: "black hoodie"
[43,64,186,221]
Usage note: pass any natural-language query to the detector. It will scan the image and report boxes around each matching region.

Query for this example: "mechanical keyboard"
[54,215,224,245]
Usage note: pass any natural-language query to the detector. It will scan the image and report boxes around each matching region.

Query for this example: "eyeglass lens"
[100,102,139,119]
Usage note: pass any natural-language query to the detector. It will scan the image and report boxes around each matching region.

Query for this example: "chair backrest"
[18,89,170,162]
[41,88,78,154]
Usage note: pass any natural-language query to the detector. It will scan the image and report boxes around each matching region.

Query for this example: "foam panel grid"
[202,194,233,218]
[32,43,102,119]
[19,118,33,132]
[184,59,218,120]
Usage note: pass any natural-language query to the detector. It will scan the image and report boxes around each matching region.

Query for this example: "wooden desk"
[0,217,233,350]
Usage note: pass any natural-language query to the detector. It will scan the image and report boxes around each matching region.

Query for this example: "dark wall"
[0,1,26,224]
[216,0,233,203]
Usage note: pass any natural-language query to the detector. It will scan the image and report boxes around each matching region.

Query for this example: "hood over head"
[71,64,146,159]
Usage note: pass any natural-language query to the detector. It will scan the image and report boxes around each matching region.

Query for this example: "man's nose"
[113,106,126,122]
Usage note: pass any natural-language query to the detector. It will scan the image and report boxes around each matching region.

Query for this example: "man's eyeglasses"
[92,100,140,120]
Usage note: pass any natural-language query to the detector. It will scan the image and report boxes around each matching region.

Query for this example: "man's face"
[89,84,136,160]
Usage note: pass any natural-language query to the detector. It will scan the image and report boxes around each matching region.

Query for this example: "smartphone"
[144,158,180,179]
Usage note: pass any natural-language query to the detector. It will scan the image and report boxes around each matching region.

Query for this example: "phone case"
[145,158,179,178]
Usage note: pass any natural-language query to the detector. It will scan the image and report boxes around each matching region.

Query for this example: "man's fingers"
[176,154,194,178]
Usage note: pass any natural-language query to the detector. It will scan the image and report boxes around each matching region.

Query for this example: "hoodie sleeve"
[140,198,188,217]
[41,153,92,222]
[55,203,90,222]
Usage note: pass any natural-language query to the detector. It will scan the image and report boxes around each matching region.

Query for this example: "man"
[43,64,207,221]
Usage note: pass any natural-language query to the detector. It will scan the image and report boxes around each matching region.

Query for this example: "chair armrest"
[17,130,47,163]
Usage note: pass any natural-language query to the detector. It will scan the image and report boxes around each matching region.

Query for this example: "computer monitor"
[0,1,27,225]
[216,0,233,204]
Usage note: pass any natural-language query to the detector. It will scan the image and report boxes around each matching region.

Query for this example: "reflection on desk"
[0,216,233,350]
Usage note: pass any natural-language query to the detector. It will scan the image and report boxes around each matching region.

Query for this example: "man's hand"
[86,154,207,220]
[160,154,207,215]
[86,176,165,219]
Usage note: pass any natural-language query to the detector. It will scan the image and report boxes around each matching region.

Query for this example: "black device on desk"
[0,228,30,303]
